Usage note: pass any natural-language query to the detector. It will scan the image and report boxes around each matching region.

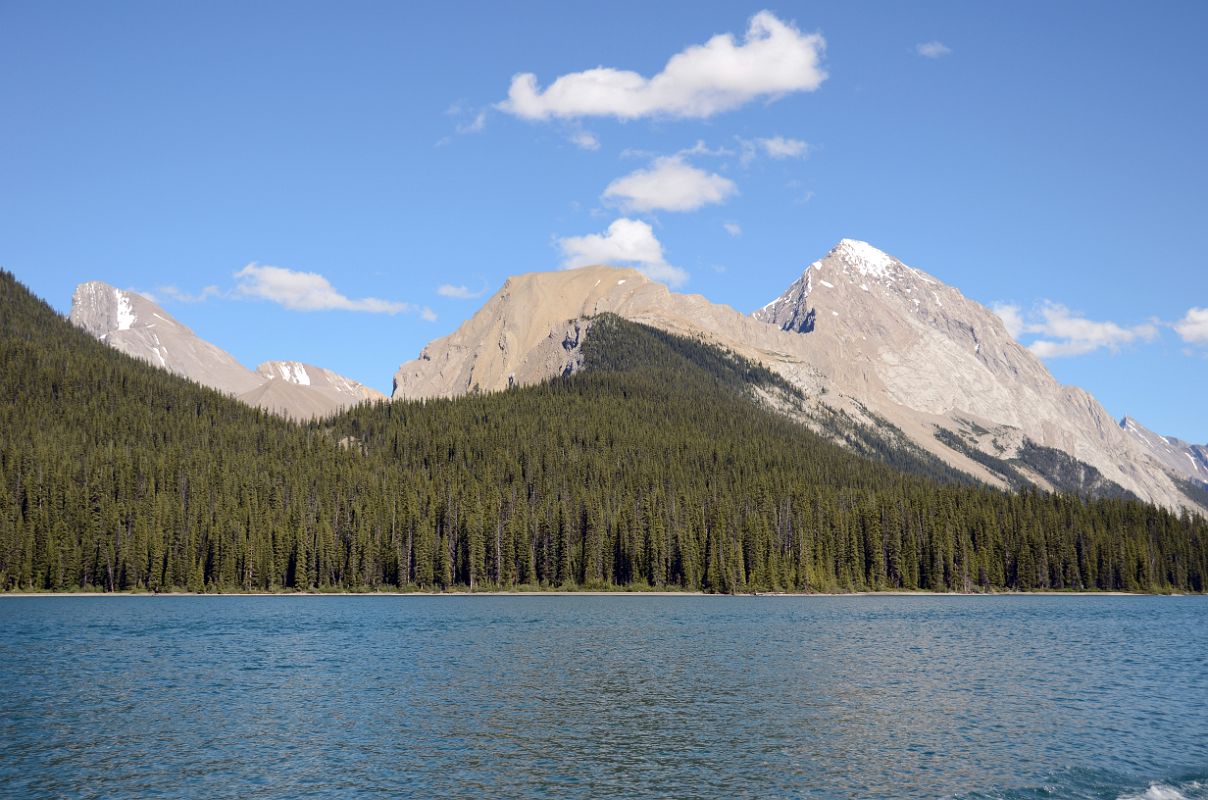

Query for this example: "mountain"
[248,361,387,419]
[3,268,1205,593]
[70,281,384,419]
[394,241,1200,513]
[70,280,263,395]
[751,239,1194,510]
[1121,416,1208,486]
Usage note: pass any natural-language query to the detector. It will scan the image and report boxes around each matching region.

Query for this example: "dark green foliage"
[936,426,1135,500]
[1,270,1205,594]
[582,313,800,398]
[935,428,1031,489]
[1015,442,1135,500]
[586,315,967,485]
[1177,478,1208,511]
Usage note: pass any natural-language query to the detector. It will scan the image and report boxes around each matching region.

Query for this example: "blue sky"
[2,1,1206,440]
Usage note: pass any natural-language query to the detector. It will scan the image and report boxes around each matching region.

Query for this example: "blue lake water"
[1,595,1206,800]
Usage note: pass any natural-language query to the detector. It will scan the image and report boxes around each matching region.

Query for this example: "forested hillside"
[1,270,1205,593]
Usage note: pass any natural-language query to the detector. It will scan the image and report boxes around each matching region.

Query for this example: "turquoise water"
[0,595,1205,800]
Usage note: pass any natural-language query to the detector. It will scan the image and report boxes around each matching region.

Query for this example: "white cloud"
[997,301,1159,358]
[234,264,417,314]
[723,222,742,237]
[738,135,809,166]
[437,283,487,300]
[499,11,827,120]
[916,41,952,59]
[603,156,737,213]
[570,130,600,150]
[759,136,809,158]
[1175,307,1208,344]
[556,218,688,286]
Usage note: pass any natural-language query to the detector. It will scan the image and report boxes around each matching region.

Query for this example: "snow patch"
[276,362,311,386]
[115,290,136,331]
[833,238,899,278]
[819,280,834,289]
[617,279,626,285]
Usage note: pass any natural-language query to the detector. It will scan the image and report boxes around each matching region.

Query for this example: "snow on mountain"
[70,282,381,419]
[255,360,385,410]
[71,282,263,395]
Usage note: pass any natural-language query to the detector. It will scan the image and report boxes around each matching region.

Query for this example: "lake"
[1,595,1205,800]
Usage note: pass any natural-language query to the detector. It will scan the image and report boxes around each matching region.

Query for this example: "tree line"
[1,271,1204,593]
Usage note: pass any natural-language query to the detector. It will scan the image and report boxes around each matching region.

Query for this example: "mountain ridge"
[70,281,384,419]
[66,241,1203,513]
[392,240,1202,514]
[3,267,1206,594]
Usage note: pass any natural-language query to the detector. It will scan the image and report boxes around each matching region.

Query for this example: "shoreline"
[0,589,1177,598]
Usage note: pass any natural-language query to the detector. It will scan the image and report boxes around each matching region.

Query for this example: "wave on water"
[950,769,1208,800]
[1119,781,1206,800]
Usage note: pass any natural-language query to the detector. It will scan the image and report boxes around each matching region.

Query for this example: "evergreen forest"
[1,270,1205,593]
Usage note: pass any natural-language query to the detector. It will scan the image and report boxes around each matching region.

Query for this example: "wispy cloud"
[723,222,742,237]
[738,135,809,166]
[437,283,488,300]
[499,11,826,120]
[916,41,952,59]
[569,130,600,151]
[456,111,487,134]
[603,156,737,213]
[148,285,225,304]
[557,218,688,286]
[234,264,428,316]
[994,301,1158,358]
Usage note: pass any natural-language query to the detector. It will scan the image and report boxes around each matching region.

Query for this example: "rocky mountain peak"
[256,361,386,403]
[70,282,169,341]
[71,281,382,418]
[827,238,905,280]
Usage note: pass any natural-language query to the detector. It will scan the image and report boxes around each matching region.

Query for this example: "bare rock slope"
[71,281,263,395]
[71,282,383,419]
[393,243,1201,513]
[1121,416,1208,487]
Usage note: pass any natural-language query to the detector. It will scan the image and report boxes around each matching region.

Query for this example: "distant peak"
[70,281,143,334]
[260,360,313,386]
[825,239,901,278]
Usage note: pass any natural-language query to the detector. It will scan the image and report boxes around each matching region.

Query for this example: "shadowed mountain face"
[392,241,1201,513]
[70,282,383,419]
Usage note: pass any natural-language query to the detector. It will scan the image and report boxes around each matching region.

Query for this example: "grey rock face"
[70,281,263,395]
[753,239,1196,512]
[1120,417,1208,486]
[70,282,383,419]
